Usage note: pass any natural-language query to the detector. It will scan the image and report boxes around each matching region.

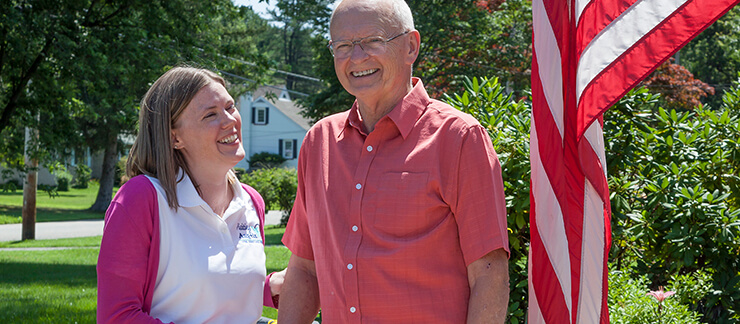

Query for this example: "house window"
[279,139,298,159]
[252,107,269,125]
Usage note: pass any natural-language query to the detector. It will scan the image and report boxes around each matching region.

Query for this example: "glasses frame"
[328,30,411,58]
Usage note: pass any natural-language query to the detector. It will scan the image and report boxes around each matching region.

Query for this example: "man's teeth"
[352,69,378,77]
[219,134,237,144]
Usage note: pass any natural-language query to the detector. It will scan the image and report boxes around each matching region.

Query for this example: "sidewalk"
[0,210,284,242]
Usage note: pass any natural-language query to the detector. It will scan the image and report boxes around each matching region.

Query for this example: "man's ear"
[405,30,421,64]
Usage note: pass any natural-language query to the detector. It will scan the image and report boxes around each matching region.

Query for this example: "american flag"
[528,0,739,323]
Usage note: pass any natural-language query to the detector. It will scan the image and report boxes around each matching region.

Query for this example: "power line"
[218,70,310,98]
[214,52,322,83]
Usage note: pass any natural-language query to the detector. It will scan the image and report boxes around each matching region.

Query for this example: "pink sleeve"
[96,176,170,324]
[452,125,510,266]
[242,183,278,309]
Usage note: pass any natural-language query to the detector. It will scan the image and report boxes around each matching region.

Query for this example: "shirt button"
[347,263,353,270]
[352,225,358,232]
[355,183,362,190]
[366,145,373,152]
[350,307,357,313]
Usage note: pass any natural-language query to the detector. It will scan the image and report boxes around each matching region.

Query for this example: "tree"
[1,0,276,213]
[642,58,715,111]
[300,0,533,122]
[680,5,740,108]
[78,0,273,212]
[266,0,332,94]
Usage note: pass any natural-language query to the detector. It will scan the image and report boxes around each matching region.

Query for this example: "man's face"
[330,7,412,105]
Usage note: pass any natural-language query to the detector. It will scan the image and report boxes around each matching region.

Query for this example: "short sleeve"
[452,125,510,266]
[281,135,315,260]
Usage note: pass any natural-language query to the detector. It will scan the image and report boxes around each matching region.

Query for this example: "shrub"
[248,152,287,170]
[444,75,740,322]
[2,179,21,193]
[605,83,740,322]
[445,76,530,323]
[609,268,702,324]
[241,167,297,226]
[72,164,91,189]
[54,169,72,192]
[233,167,246,182]
[115,156,128,186]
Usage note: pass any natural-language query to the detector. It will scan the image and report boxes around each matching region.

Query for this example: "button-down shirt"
[283,78,509,323]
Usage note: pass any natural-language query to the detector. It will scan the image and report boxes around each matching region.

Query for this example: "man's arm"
[466,248,509,323]
[277,254,320,323]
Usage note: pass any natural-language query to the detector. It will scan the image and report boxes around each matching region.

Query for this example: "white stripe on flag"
[528,248,547,323]
[577,123,608,324]
[530,121,573,316]
[577,0,689,101]
[575,0,594,24]
[533,0,566,138]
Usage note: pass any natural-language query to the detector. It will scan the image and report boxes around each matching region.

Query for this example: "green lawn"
[0,183,112,224]
[0,228,289,323]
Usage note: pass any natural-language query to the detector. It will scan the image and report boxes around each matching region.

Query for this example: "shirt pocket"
[373,171,430,237]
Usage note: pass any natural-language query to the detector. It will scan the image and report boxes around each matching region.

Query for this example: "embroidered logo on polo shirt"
[238,223,262,243]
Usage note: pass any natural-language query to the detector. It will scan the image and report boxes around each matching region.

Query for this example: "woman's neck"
[188,168,233,217]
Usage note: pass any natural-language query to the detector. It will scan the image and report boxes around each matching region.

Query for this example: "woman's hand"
[270,268,287,296]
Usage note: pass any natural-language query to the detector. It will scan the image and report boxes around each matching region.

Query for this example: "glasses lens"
[332,41,353,57]
[360,37,385,54]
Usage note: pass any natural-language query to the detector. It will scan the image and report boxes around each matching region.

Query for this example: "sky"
[232,0,341,21]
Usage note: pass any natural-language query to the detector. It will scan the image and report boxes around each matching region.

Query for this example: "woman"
[97,66,282,323]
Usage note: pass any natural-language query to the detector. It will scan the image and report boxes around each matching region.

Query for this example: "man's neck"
[356,80,414,133]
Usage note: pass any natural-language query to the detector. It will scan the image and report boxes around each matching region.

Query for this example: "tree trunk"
[22,125,39,241]
[89,133,118,212]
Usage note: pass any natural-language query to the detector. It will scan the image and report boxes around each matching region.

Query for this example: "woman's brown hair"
[126,66,232,209]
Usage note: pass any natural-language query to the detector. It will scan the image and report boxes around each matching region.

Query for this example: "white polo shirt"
[146,172,266,324]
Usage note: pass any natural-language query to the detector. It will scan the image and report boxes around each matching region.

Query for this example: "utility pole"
[22,121,39,241]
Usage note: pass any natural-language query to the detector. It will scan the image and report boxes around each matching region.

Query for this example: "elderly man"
[278,0,510,323]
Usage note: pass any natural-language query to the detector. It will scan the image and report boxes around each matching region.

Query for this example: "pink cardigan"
[97,175,276,323]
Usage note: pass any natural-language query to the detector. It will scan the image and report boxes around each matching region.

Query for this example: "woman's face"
[171,81,245,174]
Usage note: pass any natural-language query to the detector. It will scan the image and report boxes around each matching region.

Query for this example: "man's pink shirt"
[283,78,509,323]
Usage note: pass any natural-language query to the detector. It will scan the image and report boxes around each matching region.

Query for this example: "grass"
[0,227,289,323]
[0,182,112,224]
[0,248,99,323]
[0,236,102,249]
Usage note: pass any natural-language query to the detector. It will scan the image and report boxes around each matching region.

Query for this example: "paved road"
[0,210,284,242]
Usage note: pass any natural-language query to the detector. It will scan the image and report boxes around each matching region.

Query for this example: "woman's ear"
[171,131,183,150]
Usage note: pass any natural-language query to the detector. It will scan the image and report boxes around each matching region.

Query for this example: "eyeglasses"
[328,31,411,58]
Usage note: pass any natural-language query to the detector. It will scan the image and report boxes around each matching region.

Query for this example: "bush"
[233,167,246,180]
[248,152,287,170]
[1,179,21,193]
[115,156,128,186]
[241,167,297,226]
[72,164,91,189]
[444,75,740,322]
[609,268,702,323]
[445,76,530,323]
[54,169,72,192]
[605,84,740,322]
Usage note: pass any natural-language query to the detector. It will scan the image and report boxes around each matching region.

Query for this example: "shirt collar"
[176,169,206,208]
[341,77,430,139]
[175,169,247,212]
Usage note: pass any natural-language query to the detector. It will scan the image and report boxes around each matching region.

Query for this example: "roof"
[252,85,311,131]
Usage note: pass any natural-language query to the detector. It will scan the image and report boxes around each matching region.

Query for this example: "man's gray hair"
[331,0,415,35]
[387,0,415,31]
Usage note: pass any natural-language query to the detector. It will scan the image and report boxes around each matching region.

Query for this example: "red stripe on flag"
[577,0,639,55]
[530,0,738,323]
[529,191,571,323]
[576,0,740,139]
